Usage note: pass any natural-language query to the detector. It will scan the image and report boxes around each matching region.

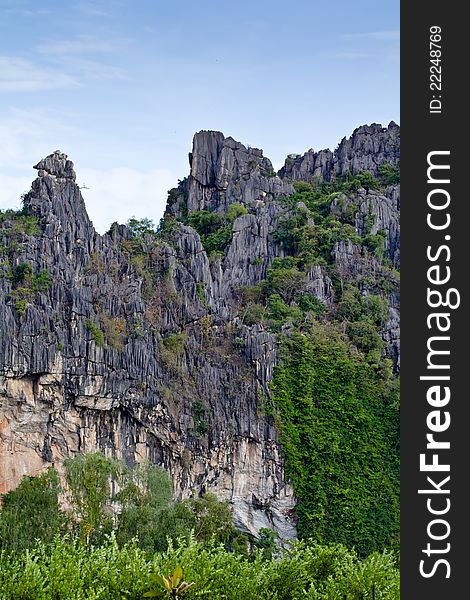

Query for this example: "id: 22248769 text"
[429,25,442,114]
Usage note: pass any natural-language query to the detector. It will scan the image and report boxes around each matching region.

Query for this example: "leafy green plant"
[188,210,222,236]
[266,294,302,328]
[31,269,51,292]
[254,528,278,561]
[266,260,306,304]
[117,463,173,552]
[355,170,380,192]
[162,332,188,354]
[193,399,209,436]
[63,452,123,546]
[155,493,236,551]
[145,566,195,598]
[261,165,277,178]
[188,207,240,254]
[203,225,232,254]
[85,318,105,347]
[0,536,400,599]
[14,298,28,316]
[296,294,327,317]
[363,231,386,260]
[126,216,159,239]
[242,302,266,326]
[226,203,247,222]
[196,282,206,305]
[379,161,400,185]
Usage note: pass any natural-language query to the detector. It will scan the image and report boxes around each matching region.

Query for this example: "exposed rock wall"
[0,123,400,537]
[0,150,296,539]
[278,122,400,365]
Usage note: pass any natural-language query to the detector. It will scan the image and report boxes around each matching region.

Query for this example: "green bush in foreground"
[0,536,399,600]
[0,469,65,554]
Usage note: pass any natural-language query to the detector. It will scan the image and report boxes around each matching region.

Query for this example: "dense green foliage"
[0,205,41,237]
[273,172,397,266]
[0,453,399,597]
[234,174,400,557]
[187,203,247,255]
[0,536,399,599]
[64,452,123,545]
[0,260,51,317]
[270,329,399,557]
[379,161,400,185]
[0,455,399,597]
[0,470,65,554]
[117,462,173,552]
[0,454,237,557]
[85,319,106,347]
[0,202,48,317]
[125,217,160,238]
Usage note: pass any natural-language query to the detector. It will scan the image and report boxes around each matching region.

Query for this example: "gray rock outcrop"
[279,121,400,182]
[0,123,400,537]
[0,151,296,538]
[169,131,294,218]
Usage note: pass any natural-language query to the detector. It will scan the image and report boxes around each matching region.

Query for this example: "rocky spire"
[24,151,95,257]
[169,130,294,218]
[189,131,225,186]
[33,150,76,181]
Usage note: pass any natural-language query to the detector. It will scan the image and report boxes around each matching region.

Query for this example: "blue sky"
[0,0,399,232]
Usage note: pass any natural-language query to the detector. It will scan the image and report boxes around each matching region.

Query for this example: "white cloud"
[0,108,178,234]
[74,167,177,233]
[0,173,32,210]
[0,163,177,235]
[49,55,129,81]
[36,35,126,56]
[0,107,80,169]
[72,1,116,18]
[0,56,79,92]
[332,52,371,60]
[365,31,400,41]
[2,7,50,17]
[35,35,130,82]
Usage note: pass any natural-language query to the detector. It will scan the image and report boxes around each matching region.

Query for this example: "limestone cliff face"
[0,124,400,536]
[0,149,295,538]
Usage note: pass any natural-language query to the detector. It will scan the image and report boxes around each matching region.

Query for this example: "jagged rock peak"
[335,121,400,168]
[33,150,76,181]
[279,121,400,183]
[167,130,294,218]
[189,130,269,187]
[349,121,399,137]
[189,131,226,186]
[26,151,93,239]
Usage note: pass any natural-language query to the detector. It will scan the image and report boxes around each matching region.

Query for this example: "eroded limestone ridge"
[0,123,400,540]
[278,121,400,182]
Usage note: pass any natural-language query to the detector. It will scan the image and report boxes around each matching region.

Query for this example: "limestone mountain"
[0,123,400,549]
